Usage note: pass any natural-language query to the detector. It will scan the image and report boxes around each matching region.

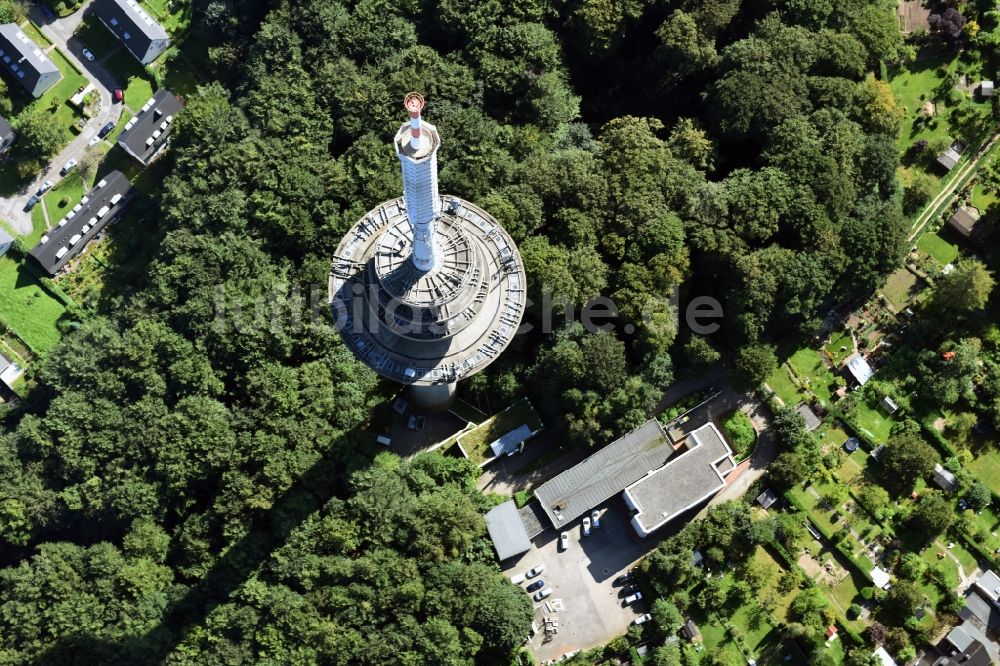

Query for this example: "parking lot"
[503,500,655,662]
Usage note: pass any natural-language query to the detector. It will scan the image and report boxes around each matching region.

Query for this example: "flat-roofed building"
[29,171,131,275]
[0,23,61,98]
[92,0,170,65]
[533,419,674,530]
[623,423,735,537]
[116,88,182,165]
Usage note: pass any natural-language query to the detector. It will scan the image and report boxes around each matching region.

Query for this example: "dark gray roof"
[117,88,182,164]
[484,500,531,561]
[29,171,131,275]
[624,423,734,536]
[0,23,61,98]
[949,206,982,238]
[938,148,961,171]
[961,591,1000,630]
[92,0,170,65]
[533,419,672,529]
[0,114,12,149]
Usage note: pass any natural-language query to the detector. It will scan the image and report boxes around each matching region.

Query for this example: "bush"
[721,410,756,458]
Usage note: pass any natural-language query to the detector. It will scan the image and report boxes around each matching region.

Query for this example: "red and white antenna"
[404,92,425,150]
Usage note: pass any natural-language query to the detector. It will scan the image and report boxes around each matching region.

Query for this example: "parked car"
[24,195,40,210]
[114,88,124,103]
[526,564,545,578]
[582,517,591,537]
[98,121,115,138]
[621,584,640,596]
[624,592,643,604]
[632,614,652,626]
[37,180,53,195]
[81,48,95,61]
[406,414,425,431]
[526,579,545,592]
[558,532,569,551]
[613,572,635,586]
[534,588,552,601]
[88,135,101,146]
[60,159,78,176]
[591,509,600,528]
[510,572,526,586]
[375,434,391,447]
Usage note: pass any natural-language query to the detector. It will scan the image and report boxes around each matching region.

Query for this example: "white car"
[526,564,545,578]
[558,532,569,551]
[534,587,552,601]
[510,572,527,586]
[624,592,643,604]
[88,135,101,146]
[632,613,652,626]
[60,159,78,175]
[37,180,53,195]
[591,509,600,528]
[582,517,591,537]
[81,48,95,61]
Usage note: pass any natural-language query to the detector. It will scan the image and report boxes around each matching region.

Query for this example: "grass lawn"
[0,254,68,355]
[787,347,836,406]
[848,401,895,444]
[446,398,543,466]
[882,266,928,311]
[142,0,194,34]
[966,446,1000,495]
[766,365,801,406]
[916,231,960,265]
[825,329,853,367]
[104,50,155,110]
[19,21,51,48]
[972,182,997,212]
[42,171,87,224]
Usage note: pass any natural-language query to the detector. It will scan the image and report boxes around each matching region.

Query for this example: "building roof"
[0,23,60,97]
[0,352,10,375]
[975,570,1000,603]
[681,619,701,641]
[756,488,778,509]
[980,80,994,96]
[624,423,734,536]
[29,171,131,275]
[0,227,12,246]
[947,625,975,653]
[873,647,898,666]
[533,419,673,529]
[871,566,891,589]
[949,205,982,239]
[933,464,958,491]
[845,353,874,385]
[937,147,961,171]
[489,424,533,458]
[0,114,12,143]
[795,403,821,431]
[960,589,1000,630]
[484,500,531,561]
[92,0,169,64]
[116,88,182,164]
[942,621,998,665]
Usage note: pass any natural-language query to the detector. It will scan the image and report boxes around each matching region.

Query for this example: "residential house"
[975,570,1000,608]
[92,0,170,65]
[0,23,61,98]
[29,171,131,275]
[844,353,874,387]
[937,622,998,665]
[116,88,182,165]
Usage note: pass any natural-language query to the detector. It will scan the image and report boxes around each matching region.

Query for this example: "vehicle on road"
[534,588,552,601]
[526,564,545,578]
[558,532,568,551]
[24,195,40,210]
[82,48,95,62]
[582,517,591,537]
[624,592,642,604]
[591,509,600,528]
[114,89,124,103]
[632,614,652,625]
[99,122,116,138]
[37,180,53,195]
[526,579,545,592]
[60,159,78,175]
[613,572,635,586]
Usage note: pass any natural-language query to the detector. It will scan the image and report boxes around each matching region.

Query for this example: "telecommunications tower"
[329,94,526,412]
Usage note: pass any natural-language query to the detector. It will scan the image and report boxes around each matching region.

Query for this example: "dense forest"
[0,0,910,663]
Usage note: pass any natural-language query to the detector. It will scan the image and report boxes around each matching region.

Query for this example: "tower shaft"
[395,93,440,272]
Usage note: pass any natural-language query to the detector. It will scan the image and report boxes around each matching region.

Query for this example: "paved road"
[0,1,122,234]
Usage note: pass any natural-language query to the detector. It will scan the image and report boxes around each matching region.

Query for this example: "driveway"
[0,1,122,235]
[504,501,655,663]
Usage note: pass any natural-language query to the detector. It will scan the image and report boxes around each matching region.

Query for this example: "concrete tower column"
[395,93,441,273]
